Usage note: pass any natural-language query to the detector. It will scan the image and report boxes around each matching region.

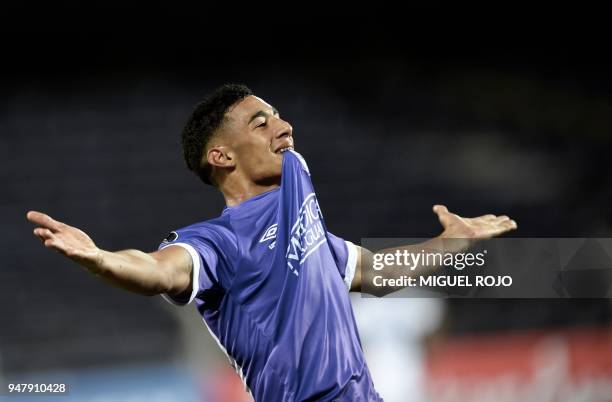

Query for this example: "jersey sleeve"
[157,226,220,306]
[327,232,358,290]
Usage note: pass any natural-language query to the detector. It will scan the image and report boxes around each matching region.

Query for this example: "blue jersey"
[159,151,382,402]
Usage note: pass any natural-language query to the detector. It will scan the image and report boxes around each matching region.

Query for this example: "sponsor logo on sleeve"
[163,231,178,243]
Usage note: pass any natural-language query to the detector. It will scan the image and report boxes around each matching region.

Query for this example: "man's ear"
[206,146,235,168]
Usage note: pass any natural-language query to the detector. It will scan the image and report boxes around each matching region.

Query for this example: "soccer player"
[26,84,517,401]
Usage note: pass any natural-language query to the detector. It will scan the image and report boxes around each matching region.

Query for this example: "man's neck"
[222,182,280,207]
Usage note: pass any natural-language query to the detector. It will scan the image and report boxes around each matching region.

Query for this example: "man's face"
[219,95,294,185]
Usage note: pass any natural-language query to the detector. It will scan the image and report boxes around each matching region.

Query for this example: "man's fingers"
[495,219,517,231]
[34,231,46,244]
[478,214,508,222]
[44,238,58,249]
[433,204,449,215]
[33,227,54,239]
[26,211,47,225]
[33,227,67,252]
[34,228,62,248]
[27,211,63,231]
[43,236,68,253]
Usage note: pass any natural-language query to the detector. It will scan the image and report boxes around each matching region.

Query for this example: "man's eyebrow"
[248,108,280,125]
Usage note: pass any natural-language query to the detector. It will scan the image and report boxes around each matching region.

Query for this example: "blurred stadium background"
[1,8,612,402]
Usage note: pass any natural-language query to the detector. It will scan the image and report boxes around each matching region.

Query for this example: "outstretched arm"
[349,204,518,293]
[26,211,192,297]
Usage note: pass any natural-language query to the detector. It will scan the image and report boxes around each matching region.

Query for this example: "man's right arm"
[349,205,517,295]
[26,211,193,297]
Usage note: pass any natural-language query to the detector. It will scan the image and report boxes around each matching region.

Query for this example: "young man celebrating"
[27,84,517,401]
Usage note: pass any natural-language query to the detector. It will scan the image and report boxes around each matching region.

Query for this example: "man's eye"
[257,121,267,128]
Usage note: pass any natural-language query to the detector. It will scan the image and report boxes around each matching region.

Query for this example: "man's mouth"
[273,136,294,154]
[275,146,294,154]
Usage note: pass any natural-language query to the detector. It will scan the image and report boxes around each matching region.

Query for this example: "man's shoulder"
[160,214,235,248]
[179,214,233,239]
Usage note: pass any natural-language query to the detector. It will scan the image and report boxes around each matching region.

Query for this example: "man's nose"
[274,120,293,139]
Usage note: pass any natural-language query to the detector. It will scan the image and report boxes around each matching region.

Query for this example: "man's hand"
[432,204,517,242]
[351,205,518,294]
[26,210,192,296]
[27,211,102,270]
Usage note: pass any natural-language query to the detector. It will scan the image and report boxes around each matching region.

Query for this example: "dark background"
[1,7,611,375]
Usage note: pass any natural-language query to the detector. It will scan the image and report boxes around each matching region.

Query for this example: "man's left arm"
[349,204,517,293]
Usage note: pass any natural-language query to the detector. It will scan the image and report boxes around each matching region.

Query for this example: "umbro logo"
[259,223,278,243]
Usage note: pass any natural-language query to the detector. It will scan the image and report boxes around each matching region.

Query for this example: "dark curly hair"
[182,84,253,185]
